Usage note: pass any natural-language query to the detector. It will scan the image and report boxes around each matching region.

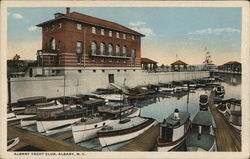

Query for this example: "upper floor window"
[108,44,113,56]
[116,32,120,38]
[100,42,105,55]
[131,48,136,58]
[50,38,55,50]
[57,41,62,50]
[45,27,49,32]
[101,29,105,35]
[76,42,83,54]
[122,46,127,57]
[132,35,135,40]
[109,31,112,37]
[123,33,126,39]
[58,23,62,29]
[91,41,97,55]
[77,24,82,30]
[92,27,96,34]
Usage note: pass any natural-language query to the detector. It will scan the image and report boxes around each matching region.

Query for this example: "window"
[132,35,135,40]
[76,42,83,54]
[109,31,112,37]
[92,27,96,33]
[108,44,113,56]
[116,45,120,56]
[122,46,127,57]
[101,29,105,35]
[116,32,120,38]
[51,25,55,31]
[77,24,82,30]
[91,41,97,55]
[58,23,62,28]
[77,54,82,63]
[131,48,136,64]
[50,38,56,50]
[45,27,49,32]
[123,33,126,39]
[100,43,105,55]
[57,41,62,50]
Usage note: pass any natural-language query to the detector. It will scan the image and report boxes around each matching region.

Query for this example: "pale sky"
[8,7,241,65]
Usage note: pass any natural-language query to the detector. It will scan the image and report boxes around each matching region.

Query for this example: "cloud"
[7,12,11,16]
[131,27,156,37]
[12,13,23,19]
[188,27,240,35]
[28,26,38,31]
[129,21,146,27]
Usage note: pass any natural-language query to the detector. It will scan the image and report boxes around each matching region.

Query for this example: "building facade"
[34,8,144,76]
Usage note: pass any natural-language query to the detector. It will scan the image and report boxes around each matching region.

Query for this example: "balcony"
[89,51,130,59]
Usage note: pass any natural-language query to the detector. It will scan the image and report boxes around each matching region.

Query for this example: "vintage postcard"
[0,1,249,159]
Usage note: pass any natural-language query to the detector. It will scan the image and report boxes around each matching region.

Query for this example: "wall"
[10,70,209,103]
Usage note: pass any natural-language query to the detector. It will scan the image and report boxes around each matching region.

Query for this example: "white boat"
[7,137,20,150]
[97,117,156,147]
[7,114,36,122]
[215,85,225,97]
[45,123,72,136]
[186,110,217,151]
[72,105,140,143]
[95,94,125,101]
[36,108,85,133]
[158,83,175,92]
[11,107,25,111]
[7,112,16,119]
[157,109,191,152]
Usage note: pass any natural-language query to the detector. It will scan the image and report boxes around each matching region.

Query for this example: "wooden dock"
[7,125,93,151]
[118,123,159,151]
[208,91,241,151]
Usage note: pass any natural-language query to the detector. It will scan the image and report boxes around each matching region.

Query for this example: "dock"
[118,123,160,151]
[208,91,241,151]
[7,125,93,151]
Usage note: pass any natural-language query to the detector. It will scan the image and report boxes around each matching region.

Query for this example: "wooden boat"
[97,117,156,147]
[186,111,216,151]
[157,109,191,151]
[199,95,209,111]
[158,83,175,92]
[72,105,140,143]
[224,99,241,132]
[7,137,20,150]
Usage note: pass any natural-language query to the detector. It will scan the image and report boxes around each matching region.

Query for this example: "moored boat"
[186,110,216,151]
[157,109,191,151]
[158,83,175,92]
[214,85,225,98]
[97,117,156,147]
[72,105,140,143]
[7,137,20,150]
[199,95,209,111]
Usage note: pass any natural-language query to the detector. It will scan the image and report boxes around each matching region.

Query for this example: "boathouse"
[171,60,188,72]
[141,57,157,71]
[30,7,144,76]
[219,61,241,72]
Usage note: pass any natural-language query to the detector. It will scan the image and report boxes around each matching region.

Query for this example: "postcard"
[0,1,249,159]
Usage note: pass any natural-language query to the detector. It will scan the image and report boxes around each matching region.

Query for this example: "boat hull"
[36,117,82,133]
[21,119,36,127]
[98,120,156,147]
[72,108,140,143]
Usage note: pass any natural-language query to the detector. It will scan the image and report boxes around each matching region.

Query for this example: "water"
[20,74,241,151]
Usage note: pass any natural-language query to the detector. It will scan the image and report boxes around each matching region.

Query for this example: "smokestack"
[66,7,70,14]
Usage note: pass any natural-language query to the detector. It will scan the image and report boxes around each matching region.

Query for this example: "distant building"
[171,60,188,72]
[219,61,241,72]
[141,57,157,71]
[32,7,144,76]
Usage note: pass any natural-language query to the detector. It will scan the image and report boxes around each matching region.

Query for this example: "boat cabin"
[97,105,135,120]
[159,110,190,143]
[199,95,209,111]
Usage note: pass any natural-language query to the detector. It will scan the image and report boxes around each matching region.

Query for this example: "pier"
[118,123,160,151]
[7,125,93,151]
[208,91,241,151]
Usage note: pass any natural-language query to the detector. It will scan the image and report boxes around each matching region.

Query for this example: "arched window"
[100,43,105,55]
[50,38,55,50]
[108,44,113,56]
[91,41,97,55]
[116,45,120,56]
[122,46,127,57]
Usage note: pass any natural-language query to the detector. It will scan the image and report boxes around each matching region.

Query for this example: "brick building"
[34,8,144,76]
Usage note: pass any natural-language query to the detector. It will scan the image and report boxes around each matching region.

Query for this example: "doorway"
[108,74,114,83]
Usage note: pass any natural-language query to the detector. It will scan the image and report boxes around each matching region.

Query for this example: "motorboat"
[97,117,156,147]
[7,137,20,150]
[157,109,191,151]
[199,95,209,111]
[214,85,225,98]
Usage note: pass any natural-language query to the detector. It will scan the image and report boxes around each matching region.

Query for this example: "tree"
[7,54,24,77]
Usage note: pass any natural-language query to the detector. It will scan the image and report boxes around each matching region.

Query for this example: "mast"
[63,72,66,111]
